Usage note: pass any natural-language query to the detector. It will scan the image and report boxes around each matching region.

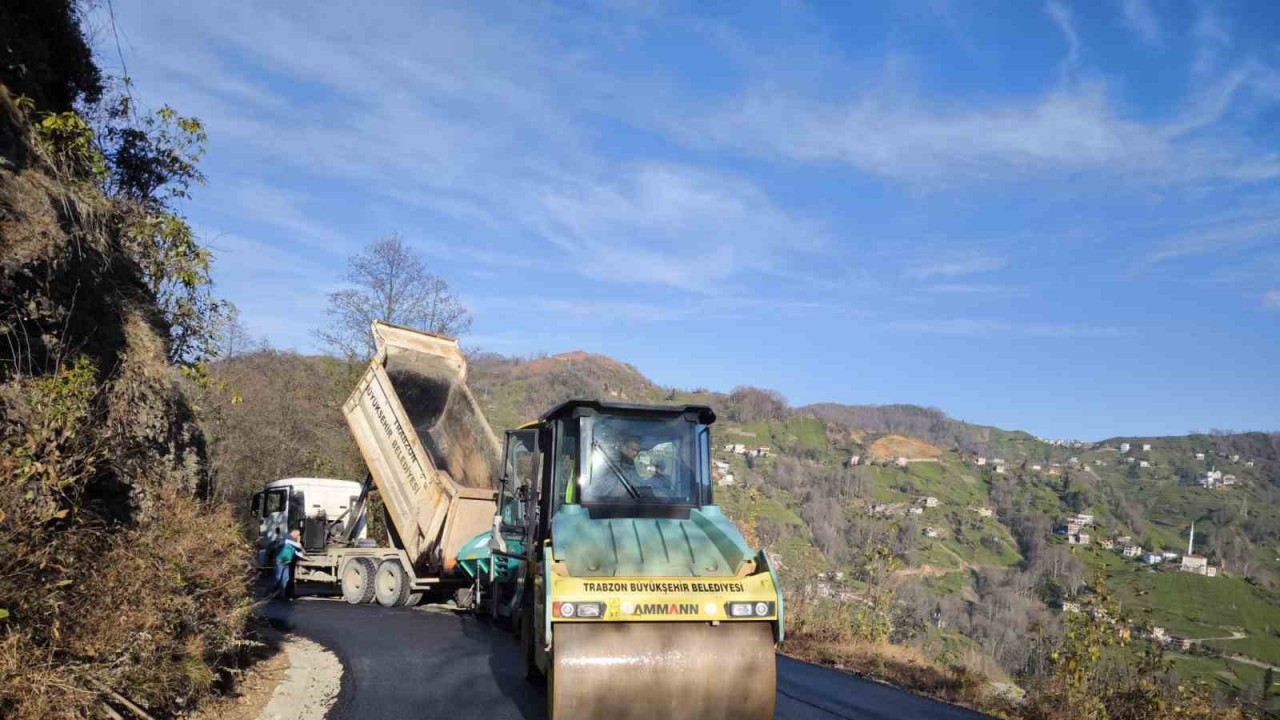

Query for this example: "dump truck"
[250,321,501,606]
[457,400,783,720]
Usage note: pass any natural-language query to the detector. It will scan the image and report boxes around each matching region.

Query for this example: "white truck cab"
[251,477,367,565]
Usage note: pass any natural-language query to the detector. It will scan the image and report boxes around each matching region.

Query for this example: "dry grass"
[782,586,1015,716]
[0,360,253,719]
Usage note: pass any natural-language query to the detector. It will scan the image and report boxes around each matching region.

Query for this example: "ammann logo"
[634,602,700,616]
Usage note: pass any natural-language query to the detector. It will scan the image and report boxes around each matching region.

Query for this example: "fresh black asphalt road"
[261,596,991,720]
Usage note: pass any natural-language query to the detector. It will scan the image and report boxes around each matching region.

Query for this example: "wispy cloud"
[1045,1,1081,76]
[887,318,1126,337]
[1121,0,1163,46]
[921,283,1025,296]
[1147,215,1280,263]
[526,163,827,292]
[906,254,1007,279]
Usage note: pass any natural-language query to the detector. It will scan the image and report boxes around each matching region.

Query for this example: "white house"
[1222,474,1238,487]
[1142,444,1152,452]
[1030,464,1043,471]
[1119,443,1131,454]
[994,465,1007,474]
[974,456,987,466]
[1180,555,1209,575]
[1073,514,1095,526]
[1199,470,1223,488]
[1161,551,1179,561]
[1230,454,1240,462]
[847,455,861,467]
[717,473,736,487]
[1139,460,1150,468]
[923,527,939,538]
[713,460,730,473]
[1245,460,1255,468]
[756,446,772,457]
[1195,452,1206,461]
[920,496,939,508]
[1122,545,1142,558]
[1142,552,1163,565]
[908,507,924,516]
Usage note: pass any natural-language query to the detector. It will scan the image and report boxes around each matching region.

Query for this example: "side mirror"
[489,514,509,553]
[517,485,530,502]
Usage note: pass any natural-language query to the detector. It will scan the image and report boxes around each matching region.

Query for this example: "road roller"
[459,400,783,720]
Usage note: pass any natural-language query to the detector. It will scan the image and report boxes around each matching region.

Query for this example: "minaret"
[1188,521,1195,556]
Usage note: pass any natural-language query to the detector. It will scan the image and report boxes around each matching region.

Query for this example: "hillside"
[212,346,1280,709]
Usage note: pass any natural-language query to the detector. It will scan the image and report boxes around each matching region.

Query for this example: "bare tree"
[213,303,263,359]
[316,233,472,358]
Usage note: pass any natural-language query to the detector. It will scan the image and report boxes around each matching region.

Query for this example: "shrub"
[0,361,252,719]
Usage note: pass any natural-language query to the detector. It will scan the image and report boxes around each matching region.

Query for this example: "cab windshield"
[580,415,707,506]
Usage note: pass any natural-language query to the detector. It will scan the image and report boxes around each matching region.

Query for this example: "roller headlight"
[728,602,754,617]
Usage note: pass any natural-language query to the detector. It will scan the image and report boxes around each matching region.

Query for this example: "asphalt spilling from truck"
[258,593,991,720]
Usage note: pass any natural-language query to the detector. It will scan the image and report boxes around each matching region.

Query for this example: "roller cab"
[479,400,782,720]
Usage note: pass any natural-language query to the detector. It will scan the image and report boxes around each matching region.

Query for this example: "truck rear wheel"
[374,559,411,607]
[341,558,376,605]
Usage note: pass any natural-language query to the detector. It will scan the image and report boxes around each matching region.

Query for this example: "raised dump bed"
[342,321,502,577]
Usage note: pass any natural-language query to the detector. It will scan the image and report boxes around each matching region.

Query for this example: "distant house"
[713,460,730,473]
[1245,460,1255,468]
[1142,552,1163,565]
[1180,555,1212,576]
[1061,601,1081,614]
[1073,514,1095,526]
[1068,456,1080,465]
[920,496,939,508]
[1030,464,1043,471]
[1150,626,1168,642]
[1142,444,1152,452]
[974,456,987,466]
[1098,538,1115,550]
[871,504,891,515]
[994,465,1007,475]
[1115,535,1132,545]
[923,527,939,538]
[895,457,909,468]
[974,507,994,518]
[1199,470,1223,488]
[1230,454,1240,462]
[847,455,861,467]
[1139,460,1150,468]
[908,507,924,516]
[717,473,736,487]
[1222,474,1238,487]
[1061,522,1082,536]
[1068,532,1091,546]
[1161,551,1179,561]
[1126,457,1136,464]
[992,458,1006,466]
[1122,545,1142,558]
[1195,452,1206,461]
[1119,443,1131,454]
[756,446,771,457]
[727,443,747,455]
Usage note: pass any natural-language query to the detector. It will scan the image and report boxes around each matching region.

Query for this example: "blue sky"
[89,0,1279,439]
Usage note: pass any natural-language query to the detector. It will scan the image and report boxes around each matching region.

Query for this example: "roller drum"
[549,622,775,720]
